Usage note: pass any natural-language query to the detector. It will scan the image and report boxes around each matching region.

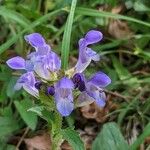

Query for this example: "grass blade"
[61,0,77,70]
[76,7,150,28]
[0,9,61,55]
[0,6,31,29]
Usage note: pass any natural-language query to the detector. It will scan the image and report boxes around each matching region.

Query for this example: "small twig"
[103,89,131,102]
[16,127,30,150]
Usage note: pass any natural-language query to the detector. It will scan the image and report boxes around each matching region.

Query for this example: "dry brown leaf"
[78,126,97,150]
[61,141,73,150]
[24,133,51,150]
[108,20,133,39]
[108,5,133,39]
[111,5,124,14]
[80,102,108,123]
[80,96,118,123]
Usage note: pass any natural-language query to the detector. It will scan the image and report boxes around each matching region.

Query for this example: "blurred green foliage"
[0,0,150,149]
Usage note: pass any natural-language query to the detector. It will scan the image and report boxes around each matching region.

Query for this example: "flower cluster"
[6,30,111,116]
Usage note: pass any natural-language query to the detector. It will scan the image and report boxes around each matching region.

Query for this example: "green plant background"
[0,0,150,149]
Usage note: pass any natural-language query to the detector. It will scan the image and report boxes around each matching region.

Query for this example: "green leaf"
[28,105,59,129]
[61,0,77,69]
[133,1,150,12]
[61,128,84,150]
[14,99,38,130]
[39,92,55,110]
[0,142,16,150]
[0,116,19,137]
[92,122,129,150]
[6,77,17,97]
[76,7,150,28]
[111,55,131,80]
[129,123,150,150]
[117,93,141,126]
[0,6,32,29]
[28,105,44,117]
[0,9,61,54]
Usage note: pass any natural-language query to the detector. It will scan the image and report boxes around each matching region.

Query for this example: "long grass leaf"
[0,9,61,55]
[76,7,150,28]
[61,0,77,70]
[0,6,31,29]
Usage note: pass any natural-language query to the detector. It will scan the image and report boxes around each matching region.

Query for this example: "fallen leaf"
[108,5,133,39]
[80,96,118,123]
[108,20,133,39]
[24,133,51,150]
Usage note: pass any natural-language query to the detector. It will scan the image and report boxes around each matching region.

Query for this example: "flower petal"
[23,84,39,98]
[14,82,23,90]
[88,71,111,87]
[14,72,39,97]
[87,88,106,107]
[84,30,103,45]
[24,33,46,47]
[86,48,100,61]
[94,91,106,107]
[56,77,74,89]
[45,51,61,72]
[56,100,74,116]
[75,39,89,73]
[75,58,91,73]
[6,56,25,70]
[34,62,51,80]
[36,44,51,55]
[76,91,94,107]
[25,60,34,71]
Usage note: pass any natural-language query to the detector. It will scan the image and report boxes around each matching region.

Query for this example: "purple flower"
[6,30,111,117]
[72,73,86,92]
[54,77,74,116]
[74,71,111,107]
[6,56,38,97]
[25,33,61,80]
[75,30,103,73]
[24,33,46,48]
[15,72,39,97]
[47,86,55,96]
[6,56,34,71]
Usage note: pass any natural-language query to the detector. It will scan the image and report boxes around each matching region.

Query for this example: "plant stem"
[51,111,63,150]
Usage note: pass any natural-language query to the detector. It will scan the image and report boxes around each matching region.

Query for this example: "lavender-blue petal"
[56,77,74,89]
[86,48,100,61]
[87,89,106,107]
[14,82,23,91]
[23,84,39,98]
[93,92,106,107]
[76,91,94,107]
[88,71,111,87]
[75,57,91,73]
[24,33,46,47]
[56,100,74,116]
[6,56,25,70]
[84,30,103,45]
[45,51,61,72]
[36,44,51,55]
[25,60,34,71]
[14,72,39,97]
[34,62,51,80]
[78,38,87,63]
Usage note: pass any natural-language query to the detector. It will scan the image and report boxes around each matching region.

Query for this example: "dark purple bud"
[72,73,82,84]
[35,81,42,90]
[47,86,55,96]
[72,73,86,91]
[78,80,86,92]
